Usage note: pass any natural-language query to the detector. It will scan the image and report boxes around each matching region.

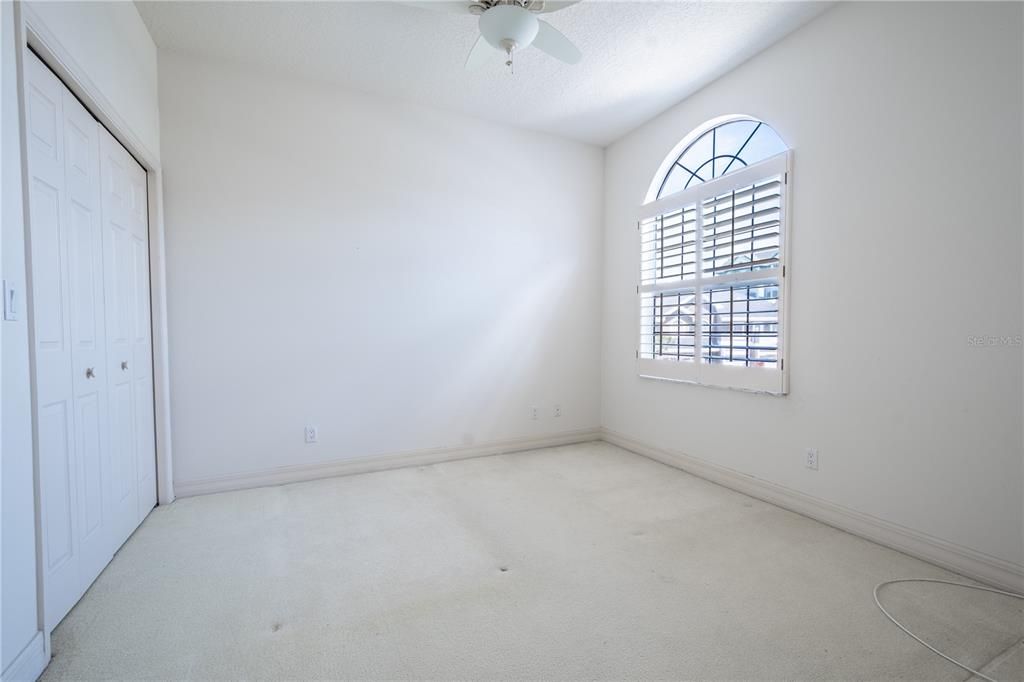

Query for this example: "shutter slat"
[702,184,781,217]
[639,200,698,286]
[701,175,782,277]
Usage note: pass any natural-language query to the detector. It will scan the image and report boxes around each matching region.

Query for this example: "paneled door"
[63,66,111,591]
[24,49,112,630]
[126,145,157,520]
[25,49,157,631]
[99,125,156,546]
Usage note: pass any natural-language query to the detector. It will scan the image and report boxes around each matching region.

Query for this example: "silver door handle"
[121,361,128,371]
[85,367,95,379]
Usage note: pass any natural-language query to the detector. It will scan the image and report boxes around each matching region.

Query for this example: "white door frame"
[17,3,175,507]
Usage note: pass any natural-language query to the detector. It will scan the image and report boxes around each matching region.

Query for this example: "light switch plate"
[3,279,17,321]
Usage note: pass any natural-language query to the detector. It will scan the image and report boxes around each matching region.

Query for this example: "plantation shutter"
[636,152,791,393]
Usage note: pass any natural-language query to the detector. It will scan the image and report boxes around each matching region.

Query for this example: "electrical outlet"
[553,404,562,418]
[305,425,318,443]
[805,448,819,471]
[531,406,539,421]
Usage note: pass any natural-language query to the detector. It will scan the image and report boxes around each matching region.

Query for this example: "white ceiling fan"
[407,0,583,72]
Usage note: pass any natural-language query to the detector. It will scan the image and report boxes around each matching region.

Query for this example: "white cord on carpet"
[873,578,1024,682]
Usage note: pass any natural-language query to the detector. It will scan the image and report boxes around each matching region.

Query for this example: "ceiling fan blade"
[531,1,582,14]
[402,1,475,15]
[465,34,493,70]
[533,20,581,64]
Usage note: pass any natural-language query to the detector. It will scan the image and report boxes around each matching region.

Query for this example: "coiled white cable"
[873,578,1024,682]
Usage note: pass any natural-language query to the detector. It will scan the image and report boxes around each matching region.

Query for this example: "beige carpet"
[42,442,1023,680]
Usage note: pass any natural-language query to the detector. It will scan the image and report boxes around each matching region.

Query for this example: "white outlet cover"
[805,449,819,470]
[305,426,318,443]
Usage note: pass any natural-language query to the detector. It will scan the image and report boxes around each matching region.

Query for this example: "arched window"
[655,117,788,199]
[638,116,791,394]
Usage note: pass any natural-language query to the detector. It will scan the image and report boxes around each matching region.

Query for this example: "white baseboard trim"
[174,428,603,498]
[1,632,47,682]
[601,428,1024,594]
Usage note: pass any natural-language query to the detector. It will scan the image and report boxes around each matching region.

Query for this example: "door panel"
[135,374,157,514]
[105,226,138,548]
[37,400,80,630]
[27,79,59,160]
[122,136,154,522]
[77,393,104,538]
[63,87,112,588]
[100,127,151,545]
[29,178,65,349]
[25,51,81,631]
[128,169,156,517]
[108,379,137,548]
[68,200,98,343]
[132,235,149,352]
[39,401,74,572]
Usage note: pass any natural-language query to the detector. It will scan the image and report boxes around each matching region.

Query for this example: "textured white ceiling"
[136,0,830,146]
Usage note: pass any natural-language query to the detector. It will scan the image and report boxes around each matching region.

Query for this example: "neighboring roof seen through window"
[657,119,787,199]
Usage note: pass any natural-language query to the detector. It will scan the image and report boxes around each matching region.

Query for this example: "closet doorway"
[23,47,157,631]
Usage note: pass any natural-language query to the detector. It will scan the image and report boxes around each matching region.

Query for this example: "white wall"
[23,0,160,159]
[2,1,160,675]
[158,52,604,489]
[1,1,40,673]
[602,1,1024,569]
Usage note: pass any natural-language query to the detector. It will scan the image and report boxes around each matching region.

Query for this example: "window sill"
[637,357,788,395]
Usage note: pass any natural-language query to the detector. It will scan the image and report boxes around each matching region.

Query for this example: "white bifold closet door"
[99,116,157,549]
[24,49,156,631]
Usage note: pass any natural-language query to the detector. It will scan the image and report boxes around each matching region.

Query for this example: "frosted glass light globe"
[479,5,539,51]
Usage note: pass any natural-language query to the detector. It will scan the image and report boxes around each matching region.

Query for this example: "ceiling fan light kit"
[479,5,539,70]
[408,0,582,73]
